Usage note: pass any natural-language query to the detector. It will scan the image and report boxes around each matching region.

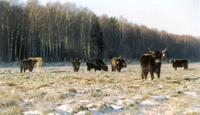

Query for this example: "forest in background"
[0,0,200,62]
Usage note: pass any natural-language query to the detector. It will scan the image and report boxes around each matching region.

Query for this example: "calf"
[72,58,82,72]
[140,48,167,80]
[111,57,127,72]
[170,59,188,70]
[86,59,108,71]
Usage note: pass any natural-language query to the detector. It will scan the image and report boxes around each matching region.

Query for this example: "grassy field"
[0,63,200,115]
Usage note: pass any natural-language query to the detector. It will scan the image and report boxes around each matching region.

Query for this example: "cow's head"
[72,58,82,72]
[148,47,167,63]
[116,57,127,68]
[26,59,37,71]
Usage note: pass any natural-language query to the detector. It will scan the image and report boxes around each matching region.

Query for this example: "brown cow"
[140,48,167,80]
[20,59,38,73]
[111,57,127,72]
[169,59,188,70]
[28,57,43,69]
[72,58,82,72]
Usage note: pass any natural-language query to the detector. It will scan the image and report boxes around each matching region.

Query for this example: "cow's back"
[173,59,188,67]
[140,54,155,71]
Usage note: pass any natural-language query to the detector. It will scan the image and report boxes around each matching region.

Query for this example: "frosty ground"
[0,63,200,115]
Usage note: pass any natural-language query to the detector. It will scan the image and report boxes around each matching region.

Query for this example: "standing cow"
[72,58,82,72]
[111,57,127,72]
[170,59,188,70]
[20,59,38,73]
[86,59,108,71]
[140,48,167,80]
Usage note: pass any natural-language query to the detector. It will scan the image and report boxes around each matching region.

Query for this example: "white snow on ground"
[55,104,73,113]
[139,100,158,108]
[23,110,42,115]
[152,95,169,102]
[184,92,197,97]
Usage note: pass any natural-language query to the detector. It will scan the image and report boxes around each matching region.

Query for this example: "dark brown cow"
[111,57,127,72]
[140,48,167,80]
[72,58,82,72]
[20,59,38,73]
[86,59,108,71]
[170,59,188,70]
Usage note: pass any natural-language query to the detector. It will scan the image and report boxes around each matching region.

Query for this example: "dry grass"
[0,63,200,114]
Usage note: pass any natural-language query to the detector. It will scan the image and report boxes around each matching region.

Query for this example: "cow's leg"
[184,64,188,70]
[174,67,177,70]
[37,63,39,70]
[150,72,154,80]
[141,72,144,80]
[87,67,90,71]
[144,72,148,80]
[111,66,114,71]
[117,68,121,72]
[20,67,22,73]
[112,66,116,71]
[186,64,188,69]
[157,72,160,79]
[29,67,32,72]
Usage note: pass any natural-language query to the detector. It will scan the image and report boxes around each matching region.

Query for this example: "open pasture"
[0,63,200,114]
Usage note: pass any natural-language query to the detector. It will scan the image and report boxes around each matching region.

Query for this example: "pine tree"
[89,16,104,59]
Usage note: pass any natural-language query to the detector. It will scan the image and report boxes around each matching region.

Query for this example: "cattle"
[20,59,38,73]
[140,48,167,80]
[111,57,127,72]
[169,59,188,70]
[86,59,108,71]
[72,58,82,72]
[28,57,43,69]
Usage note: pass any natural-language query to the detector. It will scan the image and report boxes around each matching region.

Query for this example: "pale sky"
[22,0,200,37]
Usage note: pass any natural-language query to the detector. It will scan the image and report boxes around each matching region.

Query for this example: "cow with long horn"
[140,47,167,80]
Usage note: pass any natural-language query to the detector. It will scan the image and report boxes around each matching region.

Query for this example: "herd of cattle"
[20,48,189,80]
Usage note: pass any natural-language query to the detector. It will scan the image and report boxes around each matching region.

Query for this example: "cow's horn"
[162,46,168,53]
[148,47,151,51]
[148,47,154,53]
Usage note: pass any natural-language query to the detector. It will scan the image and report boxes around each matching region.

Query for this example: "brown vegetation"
[0,64,200,114]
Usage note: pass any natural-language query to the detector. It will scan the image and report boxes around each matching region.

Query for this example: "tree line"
[0,0,200,63]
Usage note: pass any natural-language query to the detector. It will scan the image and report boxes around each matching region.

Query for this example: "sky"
[21,0,200,37]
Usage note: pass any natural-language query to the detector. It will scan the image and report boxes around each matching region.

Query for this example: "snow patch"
[139,100,157,108]
[110,104,123,110]
[184,92,197,97]
[152,95,169,102]
[184,76,200,81]
[23,110,42,115]
[74,110,90,115]
[55,104,73,113]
